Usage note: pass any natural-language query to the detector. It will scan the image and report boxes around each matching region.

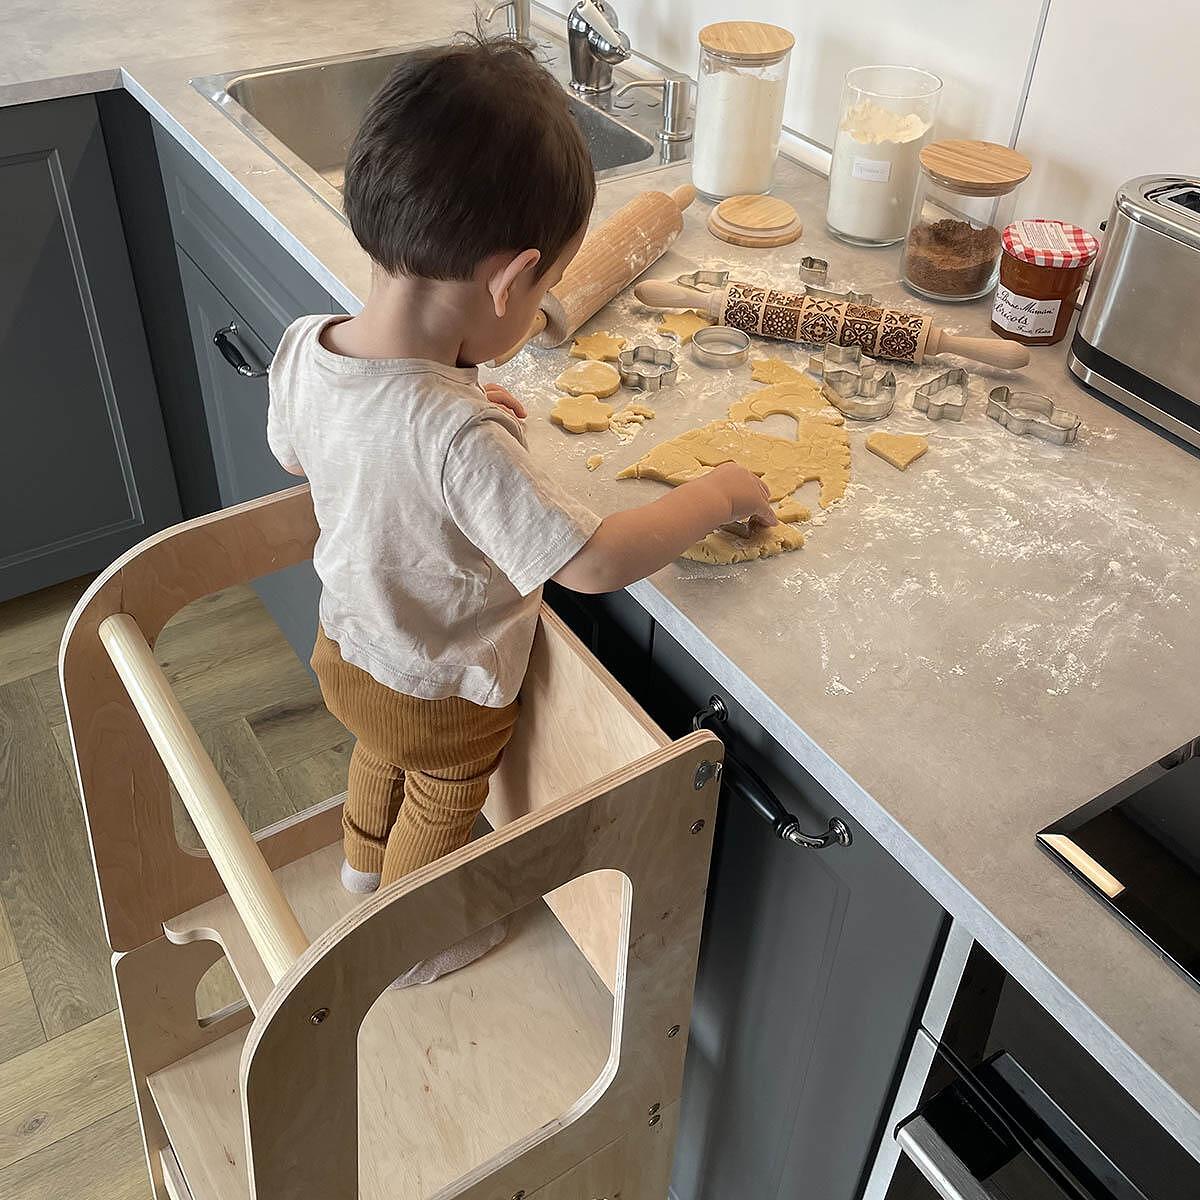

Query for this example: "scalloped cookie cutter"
[986,387,1081,445]
[617,343,679,391]
[798,256,829,285]
[914,367,972,422]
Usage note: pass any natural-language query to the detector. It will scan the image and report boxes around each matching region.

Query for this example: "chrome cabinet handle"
[213,323,269,378]
[692,695,852,850]
[896,1116,990,1200]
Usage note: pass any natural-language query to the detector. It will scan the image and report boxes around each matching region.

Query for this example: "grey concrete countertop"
[6,0,1200,1160]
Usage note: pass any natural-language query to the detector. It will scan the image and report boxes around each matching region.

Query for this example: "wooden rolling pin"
[634,279,1030,370]
[492,184,696,365]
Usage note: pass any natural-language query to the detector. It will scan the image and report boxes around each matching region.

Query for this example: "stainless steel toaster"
[1070,174,1200,449]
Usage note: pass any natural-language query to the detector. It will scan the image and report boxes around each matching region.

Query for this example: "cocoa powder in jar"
[904,218,1000,297]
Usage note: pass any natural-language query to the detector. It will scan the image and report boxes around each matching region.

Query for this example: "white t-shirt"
[267,315,600,707]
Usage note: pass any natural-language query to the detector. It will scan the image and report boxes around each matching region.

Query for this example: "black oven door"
[880,943,1200,1200]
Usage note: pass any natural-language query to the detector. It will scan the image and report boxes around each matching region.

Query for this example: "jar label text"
[992,286,1060,337]
[851,157,892,184]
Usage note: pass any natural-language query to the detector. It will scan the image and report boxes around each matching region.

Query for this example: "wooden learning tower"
[59,484,723,1200]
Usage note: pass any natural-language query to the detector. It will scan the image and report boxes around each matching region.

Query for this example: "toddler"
[267,36,774,981]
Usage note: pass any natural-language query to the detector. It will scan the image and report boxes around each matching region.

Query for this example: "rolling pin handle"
[670,183,697,211]
[925,327,1031,371]
[633,279,722,319]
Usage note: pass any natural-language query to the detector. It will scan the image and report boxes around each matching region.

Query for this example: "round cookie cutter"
[690,325,751,368]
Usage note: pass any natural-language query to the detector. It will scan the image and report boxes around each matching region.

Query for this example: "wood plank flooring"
[0,575,351,1196]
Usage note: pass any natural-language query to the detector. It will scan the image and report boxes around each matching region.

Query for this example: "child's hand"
[706,463,778,526]
[483,383,527,419]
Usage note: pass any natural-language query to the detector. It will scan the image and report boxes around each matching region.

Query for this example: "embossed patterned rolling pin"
[633,279,1030,369]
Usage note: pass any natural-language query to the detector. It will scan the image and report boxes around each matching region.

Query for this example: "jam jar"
[991,220,1100,346]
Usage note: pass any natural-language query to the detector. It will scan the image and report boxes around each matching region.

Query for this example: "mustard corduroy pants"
[311,628,518,886]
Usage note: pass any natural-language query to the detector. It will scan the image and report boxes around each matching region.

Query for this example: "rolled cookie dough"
[750,356,809,384]
[617,418,850,508]
[609,402,655,441]
[555,360,621,398]
[866,431,928,471]
[657,310,715,344]
[586,453,603,470]
[570,331,626,361]
[684,522,805,564]
[550,393,614,433]
[728,380,842,428]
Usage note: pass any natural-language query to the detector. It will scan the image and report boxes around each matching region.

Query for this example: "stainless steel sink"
[193,37,687,221]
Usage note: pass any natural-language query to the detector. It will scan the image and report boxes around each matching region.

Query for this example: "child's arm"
[554,463,776,594]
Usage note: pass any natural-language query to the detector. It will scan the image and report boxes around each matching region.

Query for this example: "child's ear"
[487,248,542,317]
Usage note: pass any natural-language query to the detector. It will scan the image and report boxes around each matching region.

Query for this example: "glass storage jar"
[991,220,1099,345]
[901,140,1032,302]
[825,64,942,246]
[692,21,794,200]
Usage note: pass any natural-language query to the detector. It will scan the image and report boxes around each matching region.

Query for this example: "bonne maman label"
[992,285,1060,337]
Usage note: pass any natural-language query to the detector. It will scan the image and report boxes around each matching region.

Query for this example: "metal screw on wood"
[692,759,722,790]
[648,1102,661,1116]
[689,819,705,835]
[667,1024,681,1038]
[309,1008,329,1025]
[648,1113,661,1127]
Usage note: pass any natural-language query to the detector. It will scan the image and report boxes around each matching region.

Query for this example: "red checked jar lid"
[991,219,1100,346]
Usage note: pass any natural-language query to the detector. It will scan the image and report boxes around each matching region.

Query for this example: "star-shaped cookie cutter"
[617,343,680,391]
[675,269,730,291]
[986,387,1081,445]
[913,367,972,421]
[806,343,896,420]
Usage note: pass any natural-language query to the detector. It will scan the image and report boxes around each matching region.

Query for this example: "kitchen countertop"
[7,0,1200,1160]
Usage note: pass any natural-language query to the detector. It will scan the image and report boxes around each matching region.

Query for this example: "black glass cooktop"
[1038,739,1200,989]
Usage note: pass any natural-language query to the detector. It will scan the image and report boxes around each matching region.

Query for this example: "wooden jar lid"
[698,21,795,63]
[707,194,803,248]
[919,140,1032,197]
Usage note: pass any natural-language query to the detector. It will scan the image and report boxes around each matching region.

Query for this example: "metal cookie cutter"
[986,387,1081,445]
[914,367,972,422]
[675,269,730,291]
[798,256,829,286]
[617,343,679,391]
[808,344,896,420]
[691,325,751,368]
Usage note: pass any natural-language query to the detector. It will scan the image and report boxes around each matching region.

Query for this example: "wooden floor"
[0,576,351,1199]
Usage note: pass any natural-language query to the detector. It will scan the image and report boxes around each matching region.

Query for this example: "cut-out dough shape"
[550,393,614,433]
[774,499,811,523]
[750,356,809,384]
[618,418,850,509]
[684,523,805,564]
[555,360,621,398]
[657,310,715,344]
[866,431,928,471]
[609,402,656,438]
[586,454,603,471]
[728,380,843,428]
[570,331,627,361]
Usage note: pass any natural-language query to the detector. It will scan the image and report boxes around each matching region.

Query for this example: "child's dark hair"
[344,36,595,280]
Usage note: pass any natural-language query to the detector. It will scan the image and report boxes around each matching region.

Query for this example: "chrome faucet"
[567,0,631,94]
[484,0,532,42]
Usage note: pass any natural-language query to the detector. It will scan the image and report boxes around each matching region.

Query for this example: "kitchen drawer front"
[544,582,655,698]
[648,625,946,1200]
[153,123,333,346]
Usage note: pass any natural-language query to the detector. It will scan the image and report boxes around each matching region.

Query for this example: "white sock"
[340,859,381,894]
[391,918,509,989]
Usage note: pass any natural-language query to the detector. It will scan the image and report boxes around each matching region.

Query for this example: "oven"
[862,928,1200,1200]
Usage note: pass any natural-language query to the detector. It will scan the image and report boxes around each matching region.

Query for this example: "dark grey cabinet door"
[0,95,179,601]
[174,249,320,662]
[647,629,946,1200]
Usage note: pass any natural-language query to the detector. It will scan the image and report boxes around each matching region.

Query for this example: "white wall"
[1014,0,1200,229]
[544,0,1200,236]
[542,0,1047,151]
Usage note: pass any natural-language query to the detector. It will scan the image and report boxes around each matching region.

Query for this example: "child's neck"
[324,272,479,368]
